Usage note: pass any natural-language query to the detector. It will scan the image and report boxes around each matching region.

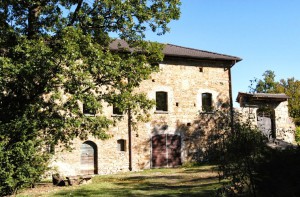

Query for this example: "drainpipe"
[228,61,236,133]
[128,107,133,171]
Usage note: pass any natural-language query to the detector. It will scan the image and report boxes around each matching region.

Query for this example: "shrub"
[254,147,300,197]
[216,119,300,197]
[0,116,50,195]
[216,120,268,196]
[0,136,49,195]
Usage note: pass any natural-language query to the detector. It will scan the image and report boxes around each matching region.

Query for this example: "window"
[83,103,96,115]
[47,143,55,154]
[202,93,212,112]
[156,91,168,111]
[113,105,123,115]
[117,139,126,151]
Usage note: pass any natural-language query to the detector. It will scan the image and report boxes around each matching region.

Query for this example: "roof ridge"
[165,43,240,59]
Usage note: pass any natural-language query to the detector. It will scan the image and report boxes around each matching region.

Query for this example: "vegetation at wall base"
[215,120,267,196]
[295,126,300,143]
[216,120,300,197]
[254,147,300,197]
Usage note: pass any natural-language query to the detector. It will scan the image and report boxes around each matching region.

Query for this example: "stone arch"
[80,141,98,175]
[257,107,276,140]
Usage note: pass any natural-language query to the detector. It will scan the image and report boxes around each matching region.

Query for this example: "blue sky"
[144,0,300,107]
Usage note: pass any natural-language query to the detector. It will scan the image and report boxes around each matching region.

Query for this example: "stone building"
[236,92,295,144]
[51,41,242,176]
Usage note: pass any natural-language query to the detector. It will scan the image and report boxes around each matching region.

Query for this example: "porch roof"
[236,92,289,107]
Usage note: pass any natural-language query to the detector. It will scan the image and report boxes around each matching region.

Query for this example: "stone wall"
[51,59,232,175]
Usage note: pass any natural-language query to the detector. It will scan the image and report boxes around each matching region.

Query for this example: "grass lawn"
[18,165,224,197]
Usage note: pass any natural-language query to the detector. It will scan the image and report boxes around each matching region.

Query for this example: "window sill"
[154,111,169,114]
[199,111,215,114]
[111,114,124,117]
[84,113,96,117]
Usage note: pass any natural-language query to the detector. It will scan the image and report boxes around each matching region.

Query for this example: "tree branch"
[68,0,84,26]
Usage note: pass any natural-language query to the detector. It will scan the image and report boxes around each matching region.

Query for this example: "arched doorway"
[81,141,98,175]
[257,107,276,140]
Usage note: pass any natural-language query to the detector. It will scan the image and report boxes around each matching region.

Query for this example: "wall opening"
[202,93,213,112]
[257,107,276,140]
[81,141,98,175]
[117,139,126,151]
[156,91,168,112]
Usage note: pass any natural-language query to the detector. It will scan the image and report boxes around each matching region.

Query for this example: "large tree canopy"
[0,0,181,194]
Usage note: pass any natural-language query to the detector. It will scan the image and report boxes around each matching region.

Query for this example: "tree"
[249,70,279,93]
[277,78,300,125]
[0,0,181,195]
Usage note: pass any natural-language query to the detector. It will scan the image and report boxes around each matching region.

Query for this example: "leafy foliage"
[254,147,300,197]
[216,118,267,196]
[0,125,49,196]
[277,78,300,125]
[295,126,300,143]
[0,0,181,194]
[215,112,299,197]
[249,70,278,93]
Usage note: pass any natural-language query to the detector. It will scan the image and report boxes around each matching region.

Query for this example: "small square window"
[113,105,123,115]
[202,93,213,112]
[83,103,96,115]
[156,91,168,111]
[117,139,126,151]
[47,144,55,154]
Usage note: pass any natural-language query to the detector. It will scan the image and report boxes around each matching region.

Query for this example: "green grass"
[18,165,224,197]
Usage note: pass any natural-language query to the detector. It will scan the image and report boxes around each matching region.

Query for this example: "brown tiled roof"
[109,39,130,51]
[163,44,242,62]
[252,93,289,99]
[109,39,242,62]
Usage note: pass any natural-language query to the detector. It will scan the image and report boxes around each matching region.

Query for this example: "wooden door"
[152,134,167,168]
[152,134,181,168]
[257,109,276,140]
[167,135,182,167]
[81,141,98,174]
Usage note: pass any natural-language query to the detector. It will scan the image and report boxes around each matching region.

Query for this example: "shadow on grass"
[53,183,219,197]
[51,166,221,197]
[183,167,218,174]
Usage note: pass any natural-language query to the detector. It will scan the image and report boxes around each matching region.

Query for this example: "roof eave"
[164,54,242,63]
